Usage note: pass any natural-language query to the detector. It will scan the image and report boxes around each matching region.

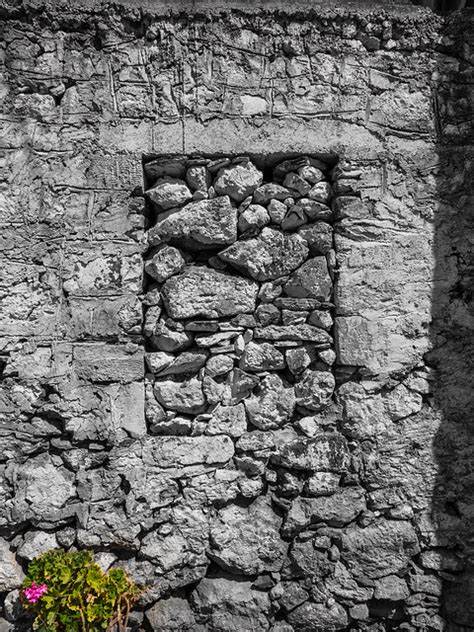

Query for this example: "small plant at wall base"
[20,549,142,632]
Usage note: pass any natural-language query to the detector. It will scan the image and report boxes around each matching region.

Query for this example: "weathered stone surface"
[341,520,420,579]
[154,377,207,413]
[145,596,200,631]
[245,374,295,430]
[162,267,258,319]
[273,434,349,472]
[205,355,234,377]
[186,165,211,192]
[293,198,332,222]
[253,183,292,204]
[0,538,24,592]
[374,575,410,601]
[214,162,263,202]
[191,576,271,632]
[17,531,58,561]
[144,246,185,282]
[238,203,270,234]
[210,497,287,574]
[285,488,366,533]
[255,325,332,345]
[307,181,332,204]
[147,177,193,210]
[283,172,311,196]
[298,165,324,184]
[240,341,285,372]
[148,197,237,249]
[151,324,193,355]
[288,601,348,632]
[284,258,332,301]
[283,538,332,579]
[295,370,335,411]
[147,350,208,376]
[138,435,234,470]
[73,344,143,383]
[219,228,308,281]
[298,222,333,255]
[206,404,247,438]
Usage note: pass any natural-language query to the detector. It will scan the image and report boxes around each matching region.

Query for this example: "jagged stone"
[284,488,366,533]
[307,181,332,204]
[162,267,258,319]
[206,404,247,438]
[209,496,288,574]
[245,374,295,430]
[283,172,312,196]
[295,370,335,411]
[144,246,185,282]
[273,434,349,472]
[205,354,234,377]
[288,601,349,632]
[0,538,24,592]
[238,203,270,235]
[267,199,287,224]
[293,198,332,221]
[298,165,324,184]
[148,196,237,249]
[214,161,263,202]
[150,320,194,352]
[255,325,332,345]
[240,341,285,372]
[305,472,341,496]
[154,377,207,413]
[253,183,292,204]
[145,596,201,631]
[284,257,332,301]
[191,576,271,632]
[219,228,308,281]
[298,222,333,255]
[149,350,208,376]
[273,157,313,180]
[341,519,420,579]
[283,538,332,579]
[17,531,58,561]
[374,575,410,600]
[186,165,211,192]
[147,177,193,210]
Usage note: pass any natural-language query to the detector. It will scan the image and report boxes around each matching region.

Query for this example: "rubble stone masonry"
[0,0,473,629]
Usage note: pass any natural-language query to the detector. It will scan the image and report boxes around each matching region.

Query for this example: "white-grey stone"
[219,228,308,281]
[144,246,185,282]
[162,267,258,319]
[148,196,237,249]
[154,377,207,413]
[214,162,263,202]
[240,341,285,372]
[210,496,288,574]
[245,374,295,430]
[0,538,24,592]
[147,177,193,210]
[295,369,335,411]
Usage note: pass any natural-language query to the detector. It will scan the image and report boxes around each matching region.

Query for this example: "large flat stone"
[209,496,288,575]
[219,228,308,281]
[162,267,258,319]
[148,196,237,250]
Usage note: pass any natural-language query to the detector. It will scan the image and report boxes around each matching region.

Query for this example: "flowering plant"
[21,549,142,632]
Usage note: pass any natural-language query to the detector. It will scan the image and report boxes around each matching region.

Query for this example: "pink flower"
[23,582,48,604]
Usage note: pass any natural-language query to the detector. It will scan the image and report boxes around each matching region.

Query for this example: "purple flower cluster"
[23,582,48,604]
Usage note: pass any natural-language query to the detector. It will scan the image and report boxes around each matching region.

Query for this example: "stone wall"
[0,0,473,630]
